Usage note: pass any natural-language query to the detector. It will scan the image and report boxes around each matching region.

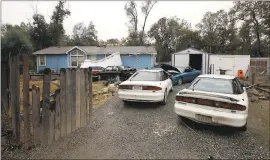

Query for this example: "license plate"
[133,86,142,90]
[195,114,212,123]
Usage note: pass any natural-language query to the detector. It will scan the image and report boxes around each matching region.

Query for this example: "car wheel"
[238,122,247,131]
[178,78,183,85]
[161,89,167,105]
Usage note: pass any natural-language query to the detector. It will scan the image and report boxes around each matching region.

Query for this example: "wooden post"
[87,67,92,124]
[54,89,61,141]
[32,85,41,146]
[23,54,31,149]
[85,69,89,123]
[252,73,255,85]
[65,69,72,134]
[60,69,67,137]
[9,54,20,144]
[80,69,86,127]
[71,68,76,131]
[48,110,55,145]
[76,69,81,129]
[42,68,51,146]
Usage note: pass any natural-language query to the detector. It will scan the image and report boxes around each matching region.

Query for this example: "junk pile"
[246,82,270,102]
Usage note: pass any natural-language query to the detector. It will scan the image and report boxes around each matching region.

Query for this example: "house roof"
[33,46,157,55]
[172,47,211,55]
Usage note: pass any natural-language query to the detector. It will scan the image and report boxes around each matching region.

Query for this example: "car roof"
[198,74,235,79]
[139,69,162,72]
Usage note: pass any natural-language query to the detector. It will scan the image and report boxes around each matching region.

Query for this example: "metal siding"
[121,54,152,69]
[37,54,68,72]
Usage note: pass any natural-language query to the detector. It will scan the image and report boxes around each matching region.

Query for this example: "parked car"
[118,69,173,105]
[160,64,201,85]
[98,65,137,81]
[90,66,104,80]
[174,74,249,131]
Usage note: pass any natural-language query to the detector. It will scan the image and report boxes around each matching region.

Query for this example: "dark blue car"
[160,64,201,85]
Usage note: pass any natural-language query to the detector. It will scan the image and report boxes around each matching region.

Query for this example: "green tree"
[71,22,98,46]
[148,16,191,62]
[1,24,33,62]
[49,1,71,46]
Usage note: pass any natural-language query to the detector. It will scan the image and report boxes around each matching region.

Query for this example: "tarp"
[80,52,122,68]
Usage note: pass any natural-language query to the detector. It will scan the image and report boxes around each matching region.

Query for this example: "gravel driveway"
[10,84,269,159]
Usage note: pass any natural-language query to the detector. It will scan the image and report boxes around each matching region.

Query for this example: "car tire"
[161,89,167,105]
[178,78,183,85]
[238,122,247,131]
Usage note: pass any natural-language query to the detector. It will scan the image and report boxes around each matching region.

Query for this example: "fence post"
[32,85,41,146]
[9,53,20,144]
[80,69,86,127]
[76,69,81,129]
[71,68,76,131]
[251,73,255,85]
[54,89,61,141]
[23,54,31,149]
[48,110,55,145]
[65,69,72,134]
[87,67,92,124]
[60,69,67,137]
[42,68,51,146]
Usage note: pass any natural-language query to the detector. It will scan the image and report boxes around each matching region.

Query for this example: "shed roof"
[33,46,157,55]
[172,47,210,55]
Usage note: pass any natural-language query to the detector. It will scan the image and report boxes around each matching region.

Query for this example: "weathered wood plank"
[54,89,61,141]
[23,54,31,149]
[9,54,20,144]
[42,68,51,146]
[32,85,41,146]
[85,69,89,123]
[60,69,67,137]
[80,69,86,127]
[65,69,72,134]
[76,69,81,129]
[48,110,55,145]
[71,68,76,131]
[87,67,93,124]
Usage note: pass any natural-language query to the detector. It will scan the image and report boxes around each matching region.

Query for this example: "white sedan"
[118,69,173,105]
[174,74,249,131]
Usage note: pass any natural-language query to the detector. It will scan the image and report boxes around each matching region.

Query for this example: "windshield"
[130,71,160,81]
[188,77,233,94]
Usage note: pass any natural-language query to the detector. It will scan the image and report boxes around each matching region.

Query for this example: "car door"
[183,67,193,82]
[162,71,172,93]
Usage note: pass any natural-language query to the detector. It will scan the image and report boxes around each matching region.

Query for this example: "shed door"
[174,54,189,68]
[216,57,235,76]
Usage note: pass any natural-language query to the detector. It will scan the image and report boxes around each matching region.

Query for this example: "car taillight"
[119,85,133,90]
[175,96,246,111]
[142,86,162,90]
[230,104,246,111]
[175,96,195,103]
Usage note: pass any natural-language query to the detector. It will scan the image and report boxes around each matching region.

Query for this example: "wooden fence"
[8,54,93,149]
[250,58,268,76]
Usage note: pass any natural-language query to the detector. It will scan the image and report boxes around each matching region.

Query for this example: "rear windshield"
[130,71,160,81]
[188,77,233,94]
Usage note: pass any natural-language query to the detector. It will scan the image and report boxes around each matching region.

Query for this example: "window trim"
[69,49,85,67]
[39,55,46,66]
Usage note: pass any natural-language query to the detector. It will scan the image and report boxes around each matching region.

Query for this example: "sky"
[1,1,234,41]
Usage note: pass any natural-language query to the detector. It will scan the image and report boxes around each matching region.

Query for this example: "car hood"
[160,64,180,73]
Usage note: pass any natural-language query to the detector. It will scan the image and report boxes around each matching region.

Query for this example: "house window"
[70,49,85,67]
[39,55,46,66]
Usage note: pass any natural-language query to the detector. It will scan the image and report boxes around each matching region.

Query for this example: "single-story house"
[33,46,157,73]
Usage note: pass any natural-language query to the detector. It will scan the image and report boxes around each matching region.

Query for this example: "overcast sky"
[2,1,234,41]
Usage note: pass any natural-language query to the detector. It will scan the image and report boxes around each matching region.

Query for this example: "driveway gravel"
[10,84,269,159]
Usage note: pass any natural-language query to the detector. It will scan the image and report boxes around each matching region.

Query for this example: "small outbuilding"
[171,48,210,74]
